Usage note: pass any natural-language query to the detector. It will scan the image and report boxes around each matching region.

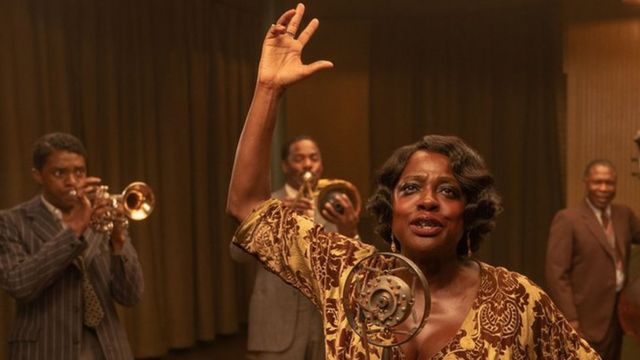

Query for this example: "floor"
[139,333,247,360]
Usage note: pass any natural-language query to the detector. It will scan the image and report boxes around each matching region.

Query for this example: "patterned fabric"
[0,196,144,360]
[77,256,105,327]
[230,187,331,356]
[234,199,600,359]
[43,195,106,328]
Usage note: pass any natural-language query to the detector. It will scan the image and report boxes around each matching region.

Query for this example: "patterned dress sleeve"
[233,198,376,310]
[527,280,601,359]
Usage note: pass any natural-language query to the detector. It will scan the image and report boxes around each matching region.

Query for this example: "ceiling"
[280,0,551,18]
[277,0,640,21]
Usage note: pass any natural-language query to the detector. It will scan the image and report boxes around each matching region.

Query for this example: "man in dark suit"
[546,159,640,359]
[231,135,360,360]
[0,132,144,359]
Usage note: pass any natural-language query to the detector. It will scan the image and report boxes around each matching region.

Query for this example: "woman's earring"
[466,232,472,258]
[390,235,398,253]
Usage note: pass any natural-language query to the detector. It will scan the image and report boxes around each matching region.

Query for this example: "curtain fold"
[1,1,566,358]
[369,6,564,285]
[0,0,263,357]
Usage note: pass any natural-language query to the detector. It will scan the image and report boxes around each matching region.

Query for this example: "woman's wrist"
[256,79,286,96]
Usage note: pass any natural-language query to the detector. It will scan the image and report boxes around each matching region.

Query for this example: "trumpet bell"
[121,181,155,221]
[316,179,361,220]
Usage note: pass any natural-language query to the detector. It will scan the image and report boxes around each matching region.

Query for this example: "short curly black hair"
[280,135,320,161]
[32,132,87,171]
[367,135,502,257]
[582,159,615,178]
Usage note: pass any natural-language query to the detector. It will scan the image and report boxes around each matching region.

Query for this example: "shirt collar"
[284,183,298,198]
[40,195,64,222]
[585,197,611,222]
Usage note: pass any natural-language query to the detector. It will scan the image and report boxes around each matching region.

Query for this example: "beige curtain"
[0,0,265,357]
[0,0,568,357]
[368,6,564,285]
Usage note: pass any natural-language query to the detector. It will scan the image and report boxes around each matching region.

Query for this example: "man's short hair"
[583,159,616,178]
[32,132,87,170]
[280,135,320,161]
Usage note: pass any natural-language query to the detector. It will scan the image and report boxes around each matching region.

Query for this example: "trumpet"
[70,181,155,234]
[294,171,317,203]
[293,171,361,220]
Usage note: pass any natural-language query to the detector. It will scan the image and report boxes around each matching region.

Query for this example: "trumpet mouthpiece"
[302,171,314,181]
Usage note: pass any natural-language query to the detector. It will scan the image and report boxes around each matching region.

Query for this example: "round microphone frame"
[341,252,430,349]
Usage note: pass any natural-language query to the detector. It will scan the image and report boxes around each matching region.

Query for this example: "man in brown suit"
[0,133,144,359]
[546,159,640,359]
[231,135,360,360]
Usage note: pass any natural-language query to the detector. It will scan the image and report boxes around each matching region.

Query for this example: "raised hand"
[227,3,332,222]
[257,3,333,90]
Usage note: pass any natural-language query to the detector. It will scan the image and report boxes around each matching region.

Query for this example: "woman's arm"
[226,3,333,222]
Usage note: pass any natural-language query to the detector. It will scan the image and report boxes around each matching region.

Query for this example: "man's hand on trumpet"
[320,194,359,238]
[62,176,102,237]
[85,182,129,254]
[282,196,314,216]
[103,207,129,255]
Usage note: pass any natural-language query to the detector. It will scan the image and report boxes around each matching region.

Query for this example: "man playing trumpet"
[0,132,144,360]
[231,135,360,360]
[279,135,360,236]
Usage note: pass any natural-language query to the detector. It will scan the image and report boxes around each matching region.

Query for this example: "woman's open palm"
[257,4,333,89]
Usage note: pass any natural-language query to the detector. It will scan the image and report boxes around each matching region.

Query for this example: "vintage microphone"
[341,252,430,360]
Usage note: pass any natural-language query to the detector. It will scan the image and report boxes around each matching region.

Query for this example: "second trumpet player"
[229,135,362,360]
[283,136,361,237]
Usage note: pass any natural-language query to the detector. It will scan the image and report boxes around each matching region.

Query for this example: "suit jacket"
[0,196,144,359]
[230,188,337,352]
[546,199,640,342]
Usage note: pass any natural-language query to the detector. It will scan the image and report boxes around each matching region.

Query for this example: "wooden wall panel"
[284,19,371,197]
[565,19,640,211]
[565,16,640,358]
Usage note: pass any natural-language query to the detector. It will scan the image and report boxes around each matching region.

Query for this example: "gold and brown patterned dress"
[233,199,600,359]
